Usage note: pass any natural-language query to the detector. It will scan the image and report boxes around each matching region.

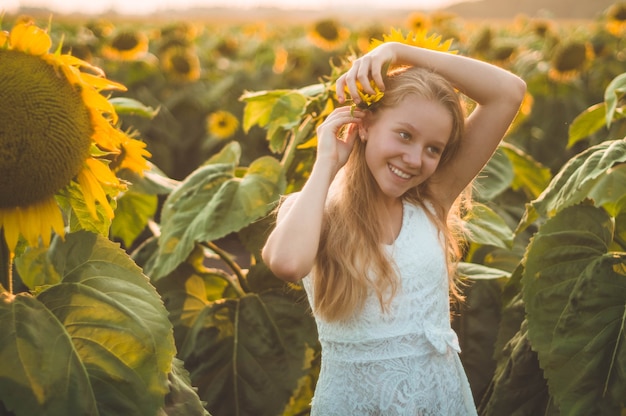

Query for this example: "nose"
[401,145,423,169]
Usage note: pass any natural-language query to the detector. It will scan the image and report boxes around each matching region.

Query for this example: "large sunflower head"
[160,46,201,82]
[102,29,149,61]
[548,40,594,82]
[342,28,457,110]
[368,27,457,54]
[308,19,350,51]
[0,21,151,254]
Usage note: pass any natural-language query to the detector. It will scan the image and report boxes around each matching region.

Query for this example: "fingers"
[318,106,365,138]
[336,58,379,104]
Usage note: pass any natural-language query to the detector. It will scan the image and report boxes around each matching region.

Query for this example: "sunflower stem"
[202,241,250,294]
[280,114,314,172]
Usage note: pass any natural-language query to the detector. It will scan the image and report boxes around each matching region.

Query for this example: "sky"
[5,0,461,15]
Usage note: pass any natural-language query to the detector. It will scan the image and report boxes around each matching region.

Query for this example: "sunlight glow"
[7,0,460,15]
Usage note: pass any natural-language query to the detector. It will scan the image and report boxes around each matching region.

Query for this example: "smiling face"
[362,94,453,203]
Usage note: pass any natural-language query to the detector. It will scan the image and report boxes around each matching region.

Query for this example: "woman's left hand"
[335,42,398,105]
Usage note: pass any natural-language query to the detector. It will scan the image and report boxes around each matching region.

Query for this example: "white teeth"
[388,164,411,179]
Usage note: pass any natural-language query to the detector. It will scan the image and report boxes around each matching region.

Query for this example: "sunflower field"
[1,3,625,415]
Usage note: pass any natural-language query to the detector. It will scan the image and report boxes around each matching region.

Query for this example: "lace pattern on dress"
[303,201,477,415]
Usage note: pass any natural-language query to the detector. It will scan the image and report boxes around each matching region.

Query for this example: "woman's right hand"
[315,106,365,172]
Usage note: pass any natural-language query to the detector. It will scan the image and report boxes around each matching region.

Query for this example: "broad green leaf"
[4,231,176,416]
[14,246,61,290]
[458,262,511,280]
[58,181,113,237]
[240,89,307,133]
[152,156,284,280]
[518,139,626,231]
[206,141,241,165]
[173,290,318,416]
[0,292,98,416]
[464,202,514,249]
[523,204,625,416]
[110,191,158,247]
[605,73,626,128]
[110,97,159,118]
[479,321,555,416]
[568,103,607,148]
[474,147,513,201]
[159,358,211,416]
[241,90,308,154]
[500,142,552,199]
[587,163,626,217]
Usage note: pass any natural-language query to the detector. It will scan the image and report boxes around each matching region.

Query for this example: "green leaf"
[14,246,61,290]
[173,290,318,416]
[0,292,98,416]
[568,103,607,148]
[110,97,159,118]
[587,163,626,217]
[464,202,514,249]
[474,147,513,201]
[604,73,626,128]
[2,231,176,416]
[58,181,113,237]
[479,321,555,416]
[205,141,241,165]
[518,140,626,231]
[240,90,308,154]
[500,142,552,200]
[522,204,626,416]
[458,262,511,280]
[110,191,158,247]
[151,156,284,280]
[160,358,211,416]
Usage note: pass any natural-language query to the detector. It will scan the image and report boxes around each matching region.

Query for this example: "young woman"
[262,41,526,415]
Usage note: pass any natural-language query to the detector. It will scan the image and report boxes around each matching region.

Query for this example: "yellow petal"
[81,86,118,124]
[0,209,20,254]
[78,162,116,219]
[10,23,51,55]
[58,54,105,77]
[80,72,127,92]
[16,205,40,247]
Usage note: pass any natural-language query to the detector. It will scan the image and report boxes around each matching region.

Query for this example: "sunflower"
[160,46,201,82]
[368,27,457,54]
[308,19,349,51]
[341,28,456,111]
[548,41,594,82]
[407,12,431,33]
[0,22,151,254]
[102,29,149,61]
[606,3,626,37]
[207,110,239,140]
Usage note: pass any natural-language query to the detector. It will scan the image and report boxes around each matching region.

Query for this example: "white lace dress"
[302,201,477,416]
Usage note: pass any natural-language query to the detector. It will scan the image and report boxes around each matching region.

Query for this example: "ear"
[358,124,368,142]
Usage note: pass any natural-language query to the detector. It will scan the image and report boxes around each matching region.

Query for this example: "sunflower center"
[315,20,340,41]
[0,50,93,208]
[553,43,587,72]
[111,32,140,52]
[171,54,192,74]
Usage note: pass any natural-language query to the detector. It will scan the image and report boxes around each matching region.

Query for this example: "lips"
[388,163,412,179]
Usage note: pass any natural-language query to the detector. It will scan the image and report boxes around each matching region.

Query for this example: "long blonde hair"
[312,66,468,322]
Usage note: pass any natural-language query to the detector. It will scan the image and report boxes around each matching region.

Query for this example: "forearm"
[262,160,337,281]
[391,42,525,105]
